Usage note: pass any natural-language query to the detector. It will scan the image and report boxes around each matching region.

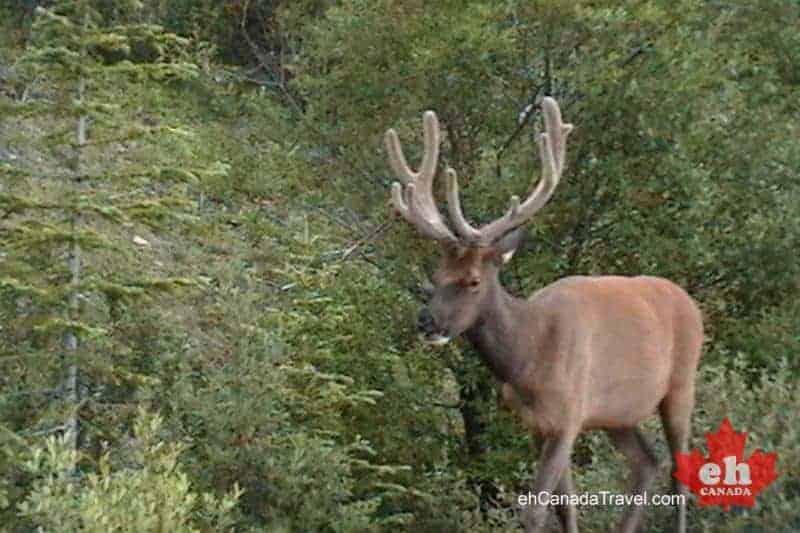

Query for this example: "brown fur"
[427,244,703,533]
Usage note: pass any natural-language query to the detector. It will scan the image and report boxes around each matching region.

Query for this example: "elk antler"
[446,97,573,245]
[385,111,458,243]
[385,97,572,246]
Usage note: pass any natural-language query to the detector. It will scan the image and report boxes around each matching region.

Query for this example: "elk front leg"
[521,432,578,532]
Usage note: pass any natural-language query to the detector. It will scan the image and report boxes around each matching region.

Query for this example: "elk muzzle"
[417,308,451,346]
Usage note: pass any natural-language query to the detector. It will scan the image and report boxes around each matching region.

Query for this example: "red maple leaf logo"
[674,418,779,510]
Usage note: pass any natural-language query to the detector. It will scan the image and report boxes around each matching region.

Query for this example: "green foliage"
[2,0,799,531]
[0,0,228,528]
[288,0,800,375]
[18,409,241,532]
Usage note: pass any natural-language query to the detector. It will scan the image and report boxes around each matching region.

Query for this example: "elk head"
[385,98,573,345]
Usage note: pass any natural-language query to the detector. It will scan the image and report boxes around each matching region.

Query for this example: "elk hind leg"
[554,460,578,533]
[660,386,694,533]
[607,427,659,533]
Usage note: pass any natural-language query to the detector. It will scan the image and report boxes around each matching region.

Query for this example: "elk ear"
[492,227,527,265]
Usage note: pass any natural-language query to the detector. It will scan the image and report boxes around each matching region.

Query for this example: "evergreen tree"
[0,0,230,525]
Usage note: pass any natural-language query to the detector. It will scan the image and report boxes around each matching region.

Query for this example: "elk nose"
[417,308,437,334]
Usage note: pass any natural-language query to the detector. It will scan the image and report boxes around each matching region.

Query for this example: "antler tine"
[385,111,457,243]
[475,97,572,244]
[446,167,482,242]
[542,96,573,174]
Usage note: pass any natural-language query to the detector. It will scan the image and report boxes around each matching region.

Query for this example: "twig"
[26,424,67,437]
[238,0,333,147]
[431,401,462,410]
[494,83,545,179]
[341,220,393,261]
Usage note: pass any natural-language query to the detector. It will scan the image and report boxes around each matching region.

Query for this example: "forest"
[0,1,798,531]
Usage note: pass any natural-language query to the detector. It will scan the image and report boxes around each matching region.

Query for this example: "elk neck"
[465,274,532,383]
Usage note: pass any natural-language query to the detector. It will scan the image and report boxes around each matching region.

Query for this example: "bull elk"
[384,98,703,532]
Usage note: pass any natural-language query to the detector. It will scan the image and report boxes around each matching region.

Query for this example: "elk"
[384,98,703,533]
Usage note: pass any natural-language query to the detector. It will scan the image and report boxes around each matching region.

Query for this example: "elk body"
[384,98,703,533]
